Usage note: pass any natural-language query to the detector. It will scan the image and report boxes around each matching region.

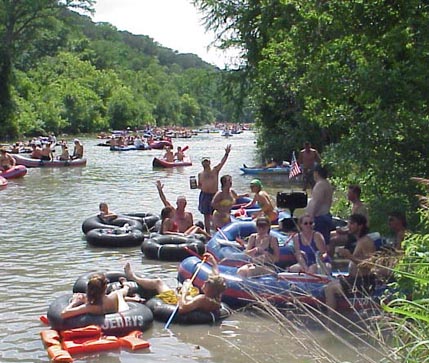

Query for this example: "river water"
[0,131,378,363]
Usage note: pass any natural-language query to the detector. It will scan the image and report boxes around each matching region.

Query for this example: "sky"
[91,0,239,68]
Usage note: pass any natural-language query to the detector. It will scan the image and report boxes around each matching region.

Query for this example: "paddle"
[182,145,189,153]
[164,254,208,329]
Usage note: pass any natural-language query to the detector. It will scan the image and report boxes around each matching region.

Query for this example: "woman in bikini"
[289,214,331,274]
[237,216,280,277]
[160,206,211,239]
[124,253,226,314]
[212,175,248,230]
[61,273,130,319]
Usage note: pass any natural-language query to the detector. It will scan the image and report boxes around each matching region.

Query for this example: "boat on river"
[13,154,87,168]
[152,157,192,168]
[178,255,384,311]
[1,165,27,179]
[240,165,291,175]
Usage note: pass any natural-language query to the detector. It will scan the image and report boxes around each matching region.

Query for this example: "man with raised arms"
[198,144,231,233]
[156,180,193,233]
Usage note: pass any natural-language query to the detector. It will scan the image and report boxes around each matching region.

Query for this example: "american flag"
[289,151,301,179]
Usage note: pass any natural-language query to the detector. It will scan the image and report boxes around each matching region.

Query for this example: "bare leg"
[203,214,211,234]
[124,262,170,293]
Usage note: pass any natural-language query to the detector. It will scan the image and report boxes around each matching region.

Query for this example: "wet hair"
[87,273,108,305]
[161,206,175,220]
[348,184,361,198]
[349,213,369,237]
[99,202,108,211]
[206,274,226,295]
[314,164,328,179]
[389,211,407,228]
[220,174,231,188]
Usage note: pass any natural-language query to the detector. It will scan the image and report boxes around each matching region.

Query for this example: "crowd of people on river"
[64,137,409,323]
[1,134,84,164]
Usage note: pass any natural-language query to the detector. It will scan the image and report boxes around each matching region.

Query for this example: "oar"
[164,255,208,329]
[182,145,189,153]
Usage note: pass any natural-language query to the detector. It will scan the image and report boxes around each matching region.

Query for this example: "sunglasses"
[302,221,313,225]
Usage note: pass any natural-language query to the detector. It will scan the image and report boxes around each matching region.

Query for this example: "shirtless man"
[40,142,54,161]
[156,180,193,233]
[198,144,231,233]
[388,211,407,250]
[305,164,333,245]
[298,141,321,190]
[163,147,174,162]
[324,214,376,315]
[328,184,369,256]
[30,144,43,159]
[0,148,16,171]
[72,139,84,159]
[174,146,185,161]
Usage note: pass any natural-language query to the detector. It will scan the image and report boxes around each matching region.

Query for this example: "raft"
[206,221,297,268]
[152,157,192,168]
[149,140,173,150]
[0,165,27,179]
[141,234,206,261]
[239,165,291,175]
[109,145,137,151]
[13,154,87,168]
[178,256,384,311]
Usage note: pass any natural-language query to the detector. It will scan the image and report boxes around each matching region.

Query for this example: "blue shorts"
[314,213,333,244]
[198,192,215,215]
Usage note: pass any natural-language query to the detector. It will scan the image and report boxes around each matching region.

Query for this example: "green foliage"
[1,2,242,140]
[194,0,429,232]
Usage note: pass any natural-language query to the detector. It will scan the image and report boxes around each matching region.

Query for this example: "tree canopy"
[0,1,243,140]
[193,0,429,229]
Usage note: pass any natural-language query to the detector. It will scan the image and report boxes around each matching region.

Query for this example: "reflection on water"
[0,132,370,363]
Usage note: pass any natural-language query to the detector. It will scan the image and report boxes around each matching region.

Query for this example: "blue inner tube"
[141,234,206,261]
[82,215,143,234]
[47,294,153,335]
[145,296,232,325]
[85,228,145,247]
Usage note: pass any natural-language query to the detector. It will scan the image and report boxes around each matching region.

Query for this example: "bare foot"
[124,262,135,280]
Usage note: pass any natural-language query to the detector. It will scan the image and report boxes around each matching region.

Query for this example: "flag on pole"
[289,151,301,179]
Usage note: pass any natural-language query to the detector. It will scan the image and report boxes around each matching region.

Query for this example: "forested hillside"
[0,1,245,140]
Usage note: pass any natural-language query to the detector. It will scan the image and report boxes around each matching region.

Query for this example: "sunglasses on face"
[302,221,313,225]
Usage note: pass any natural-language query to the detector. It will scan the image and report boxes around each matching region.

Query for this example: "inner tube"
[146,296,232,325]
[141,234,206,261]
[86,228,145,247]
[47,294,153,335]
[72,271,157,300]
[82,215,143,234]
[123,212,160,232]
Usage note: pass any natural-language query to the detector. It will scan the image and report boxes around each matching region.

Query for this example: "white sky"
[91,0,239,68]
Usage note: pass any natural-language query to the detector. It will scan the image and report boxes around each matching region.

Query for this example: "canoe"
[13,154,87,168]
[152,157,192,168]
[1,165,27,179]
[240,165,291,175]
